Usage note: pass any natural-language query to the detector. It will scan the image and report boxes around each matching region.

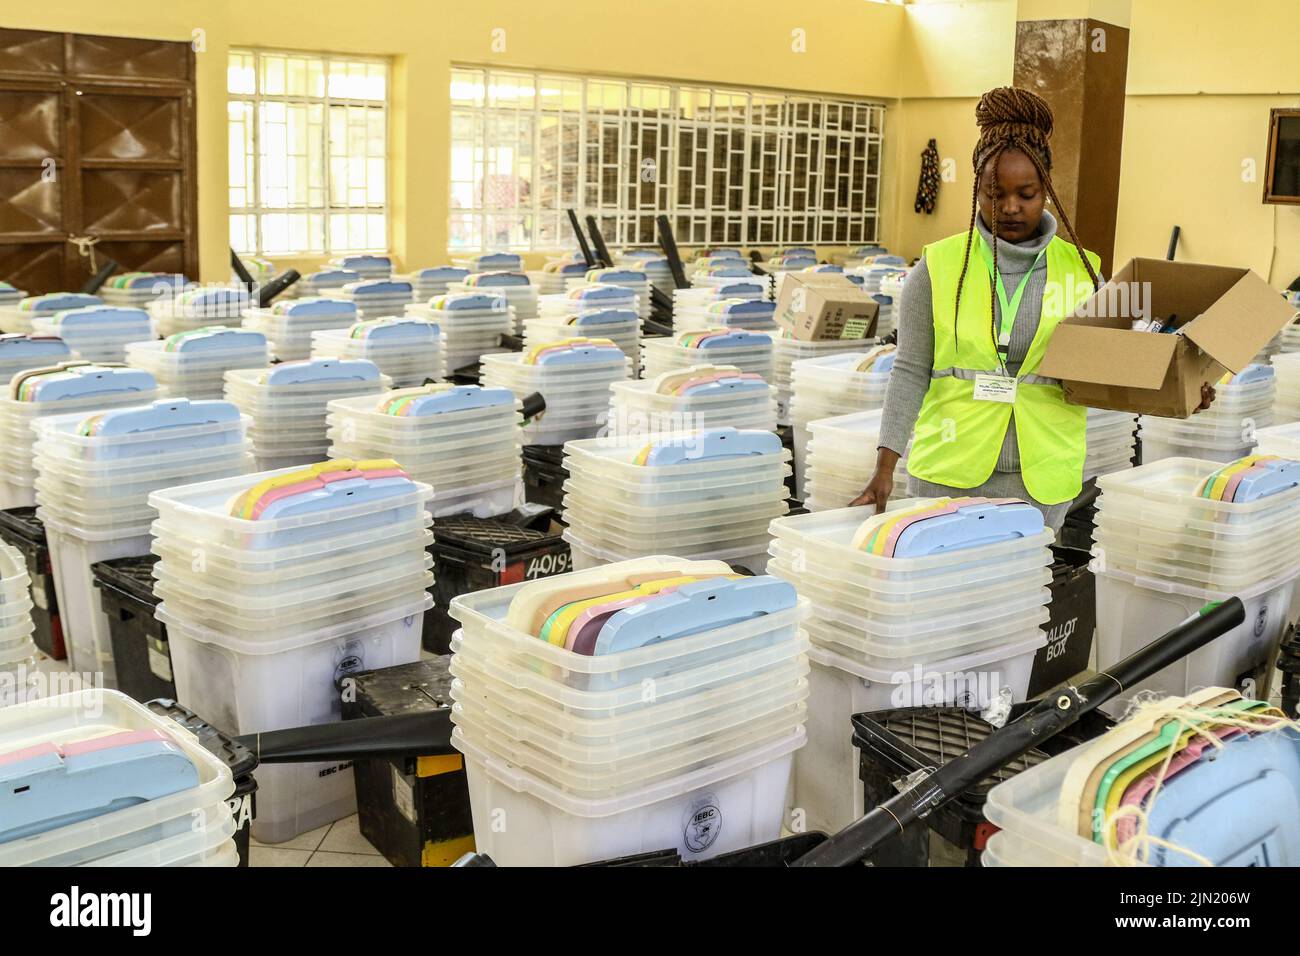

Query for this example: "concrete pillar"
[1014,2,1130,275]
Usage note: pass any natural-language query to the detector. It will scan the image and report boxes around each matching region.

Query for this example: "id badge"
[973,374,1017,403]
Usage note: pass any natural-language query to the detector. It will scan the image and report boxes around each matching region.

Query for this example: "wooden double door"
[0,28,198,294]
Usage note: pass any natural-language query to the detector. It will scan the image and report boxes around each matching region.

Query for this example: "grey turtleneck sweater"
[877,208,1059,472]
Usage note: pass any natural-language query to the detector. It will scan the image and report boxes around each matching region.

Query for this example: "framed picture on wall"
[1263,108,1300,205]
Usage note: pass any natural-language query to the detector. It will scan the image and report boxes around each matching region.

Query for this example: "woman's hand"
[1192,382,1216,413]
[850,466,894,514]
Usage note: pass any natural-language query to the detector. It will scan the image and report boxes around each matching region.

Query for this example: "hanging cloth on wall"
[915,138,940,215]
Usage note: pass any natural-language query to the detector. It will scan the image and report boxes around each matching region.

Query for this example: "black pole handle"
[235,710,455,764]
[568,209,596,268]
[230,248,256,292]
[257,269,300,307]
[792,597,1246,867]
[1167,225,1181,261]
[655,215,691,291]
[80,258,120,295]
[585,215,614,269]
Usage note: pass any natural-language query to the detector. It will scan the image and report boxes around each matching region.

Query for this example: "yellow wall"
[9,0,1300,292]
[2,0,908,282]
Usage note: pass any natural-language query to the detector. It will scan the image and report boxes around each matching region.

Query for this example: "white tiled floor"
[250,814,391,867]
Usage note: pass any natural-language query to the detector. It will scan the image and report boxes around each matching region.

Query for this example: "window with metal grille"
[450,67,884,252]
[228,49,389,256]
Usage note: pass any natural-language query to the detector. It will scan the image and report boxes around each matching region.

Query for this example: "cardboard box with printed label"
[774,273,879,341]
[1037,259,1298,418]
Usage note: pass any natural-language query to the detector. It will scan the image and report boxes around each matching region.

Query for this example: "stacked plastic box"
[562,428,791,574]
[981,689,1297,868]
[527,257,589,296]
[673,279,770,328]
[327,383,521,518]
[31,306,152,364]
[766,251,818,275]
[449,272,538,334]
[149,287,250,338]
[224,359,390,471]
[768,500,1053,833]
[328,254,392,279]
[149,459,432,842]
[772,333,877,426]
[340,279,414,321]
[0,540,38,707]
[789,346,895,491]
[1139,364,1275,464]
[840,244,890,269]
[482,338,630,445]
[31,399,253,681]
[1256,420,1300,457]
[393,266,470,300]
[631,256,676,299]
[1086,409,1138,480]
[1272,351,1300,422]
[0,334,71,385]
[524,307,640,374]
[1281,317,1300,355]
[451,252,522,273]
[0,363,158,510]
[686,261,760,291]
[802,409,912,511]
[311,317,443,387]
[99,272,187,309]
[609,364,778,438]
[0,282,26,308]
[0,293,102,335]
[242,297,359,361]
[566,269,652,322]
[289,268,361,300]
[446,555,810,865]
[1091,455,1300,710]
[407,292,513,378]
[641,328,774,383]
[0,690,240,865]
[126,327,269,400]
[674,296,777,333]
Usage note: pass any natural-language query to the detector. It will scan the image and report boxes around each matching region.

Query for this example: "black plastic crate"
[342,657,475,867]
[425,513,569,654]
[91,555,175,702]
[522,443,568,515]
[852,704,1116,866]
[145,698,258,868]
[0,507,64,660]
[853,707,1052,866]
[1027,546,1097,697]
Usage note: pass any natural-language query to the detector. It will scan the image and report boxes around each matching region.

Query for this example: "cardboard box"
[1037,259,1298,417]
[775,273,879,341]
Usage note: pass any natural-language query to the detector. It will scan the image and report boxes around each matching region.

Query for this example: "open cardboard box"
[1038,258,1298,418]
[774,273,879,341]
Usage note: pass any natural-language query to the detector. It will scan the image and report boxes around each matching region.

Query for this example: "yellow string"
[1100,701,1296,867]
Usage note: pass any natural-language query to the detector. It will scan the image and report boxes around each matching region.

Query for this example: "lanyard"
[977,235,1046,369]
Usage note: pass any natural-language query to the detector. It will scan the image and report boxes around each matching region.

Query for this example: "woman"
[852,87,1211,532]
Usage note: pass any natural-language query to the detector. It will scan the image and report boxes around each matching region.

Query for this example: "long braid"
[952,170,982,342]
[988,147,1003,352]
[956,87,1100,345]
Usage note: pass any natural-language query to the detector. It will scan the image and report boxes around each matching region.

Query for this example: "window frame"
[449,66,885,252]
[228,47,391,257]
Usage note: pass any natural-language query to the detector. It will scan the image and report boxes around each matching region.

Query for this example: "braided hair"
[952,87,1101,343]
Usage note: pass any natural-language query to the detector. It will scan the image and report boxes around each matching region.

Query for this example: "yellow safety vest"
[907,230,1101,505]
